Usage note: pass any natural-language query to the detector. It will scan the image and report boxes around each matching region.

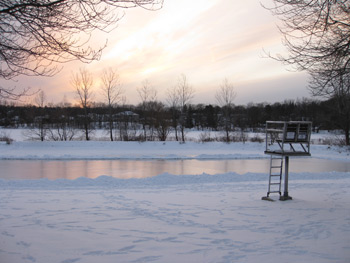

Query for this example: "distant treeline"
[0,98,341,142]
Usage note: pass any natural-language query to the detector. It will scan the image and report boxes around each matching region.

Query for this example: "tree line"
[0,97,344,143]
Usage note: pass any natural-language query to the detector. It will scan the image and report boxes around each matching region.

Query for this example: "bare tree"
[310,71,350,145]
[71,68,94,141]
[265,0,350,144]
[32,90,47,141]
[166,86,180,141]
[137,80,157,140]
[22,90,47,141]
[176,74,194,142]
[101,68,123,141]
[153,102,171,141]
[0,0,162,99]
[137,80,157,103]
[34,90,47,108]
[216,79,236,142]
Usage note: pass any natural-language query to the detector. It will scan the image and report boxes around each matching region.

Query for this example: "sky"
[1,0,311,106]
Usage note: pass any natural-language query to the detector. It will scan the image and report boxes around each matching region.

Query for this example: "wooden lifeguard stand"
[262,121,312,201]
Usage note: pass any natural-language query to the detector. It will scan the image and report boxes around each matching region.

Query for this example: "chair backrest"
[284,123,298,142]
[283,122,311,143]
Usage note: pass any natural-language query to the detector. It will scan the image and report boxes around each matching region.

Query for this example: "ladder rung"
[267,155,283,197]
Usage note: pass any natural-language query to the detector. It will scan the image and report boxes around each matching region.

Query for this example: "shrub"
[198,131,216,143]
[0,131,13,144]
[250,134,264,143]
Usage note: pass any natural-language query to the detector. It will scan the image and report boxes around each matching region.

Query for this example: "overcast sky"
[1,0,311,106]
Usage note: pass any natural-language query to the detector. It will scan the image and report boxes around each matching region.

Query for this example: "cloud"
[0,0,310,106]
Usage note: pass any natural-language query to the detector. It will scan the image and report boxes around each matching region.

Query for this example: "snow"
[1,140,350,162]
[1,128,349,161]
[1,173,350,263]
[0,129,350,263]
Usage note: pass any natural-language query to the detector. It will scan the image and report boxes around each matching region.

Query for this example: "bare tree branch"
[0,0,163,80]
[0,86,34,101]
[264,1,350,77]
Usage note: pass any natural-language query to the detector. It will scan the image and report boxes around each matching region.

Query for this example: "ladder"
[266,155,283,197]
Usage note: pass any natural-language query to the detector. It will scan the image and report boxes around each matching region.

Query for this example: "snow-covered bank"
[0,171,349,189]
[1,141,349,161]
[0,172,350,190]
[0,141,264,160]
[1,172,349,263]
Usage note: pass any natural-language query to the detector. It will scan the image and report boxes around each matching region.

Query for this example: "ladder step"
[266,155,283,197]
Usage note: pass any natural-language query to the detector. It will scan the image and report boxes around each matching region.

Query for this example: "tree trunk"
[181,125,185,142]
[225,126,230,142]
[85,123,89,141]
[109,107,113,141]
[174,127,178,141]
[344,125,349,146]
[109,120,113,141]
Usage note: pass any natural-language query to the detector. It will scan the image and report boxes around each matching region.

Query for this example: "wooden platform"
[265,121,312,156]
[264,150,311,157]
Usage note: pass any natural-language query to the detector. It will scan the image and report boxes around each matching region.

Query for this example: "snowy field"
[0,128,350,263]
[0,128,349,161]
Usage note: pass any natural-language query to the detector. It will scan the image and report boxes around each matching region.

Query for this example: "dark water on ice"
[0,158,349,180]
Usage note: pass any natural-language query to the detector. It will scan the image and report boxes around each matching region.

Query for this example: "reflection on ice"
[1,158,349,180]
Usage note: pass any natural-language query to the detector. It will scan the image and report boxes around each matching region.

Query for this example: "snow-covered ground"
[1,140,350,162]
[0,128,349,263]
[1,128,349,161]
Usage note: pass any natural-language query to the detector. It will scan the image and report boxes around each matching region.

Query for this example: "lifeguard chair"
[262,121,312,201]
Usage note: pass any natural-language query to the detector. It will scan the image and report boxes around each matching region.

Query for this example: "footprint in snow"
[2,231,15,237]
[22,255,36,262]
[61,258,81,263]
[17,241,31,248]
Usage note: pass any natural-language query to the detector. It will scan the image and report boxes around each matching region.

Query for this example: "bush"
[0,131,13,144]
[250,134,264,143]
[318,135,346,146]
[232,131,248,143]
[198,131,216,143]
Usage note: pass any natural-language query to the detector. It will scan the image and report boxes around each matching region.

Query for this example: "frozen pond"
[0,158,349,180]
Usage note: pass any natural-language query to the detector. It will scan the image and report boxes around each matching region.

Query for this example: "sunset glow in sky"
[1,0,310,105]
